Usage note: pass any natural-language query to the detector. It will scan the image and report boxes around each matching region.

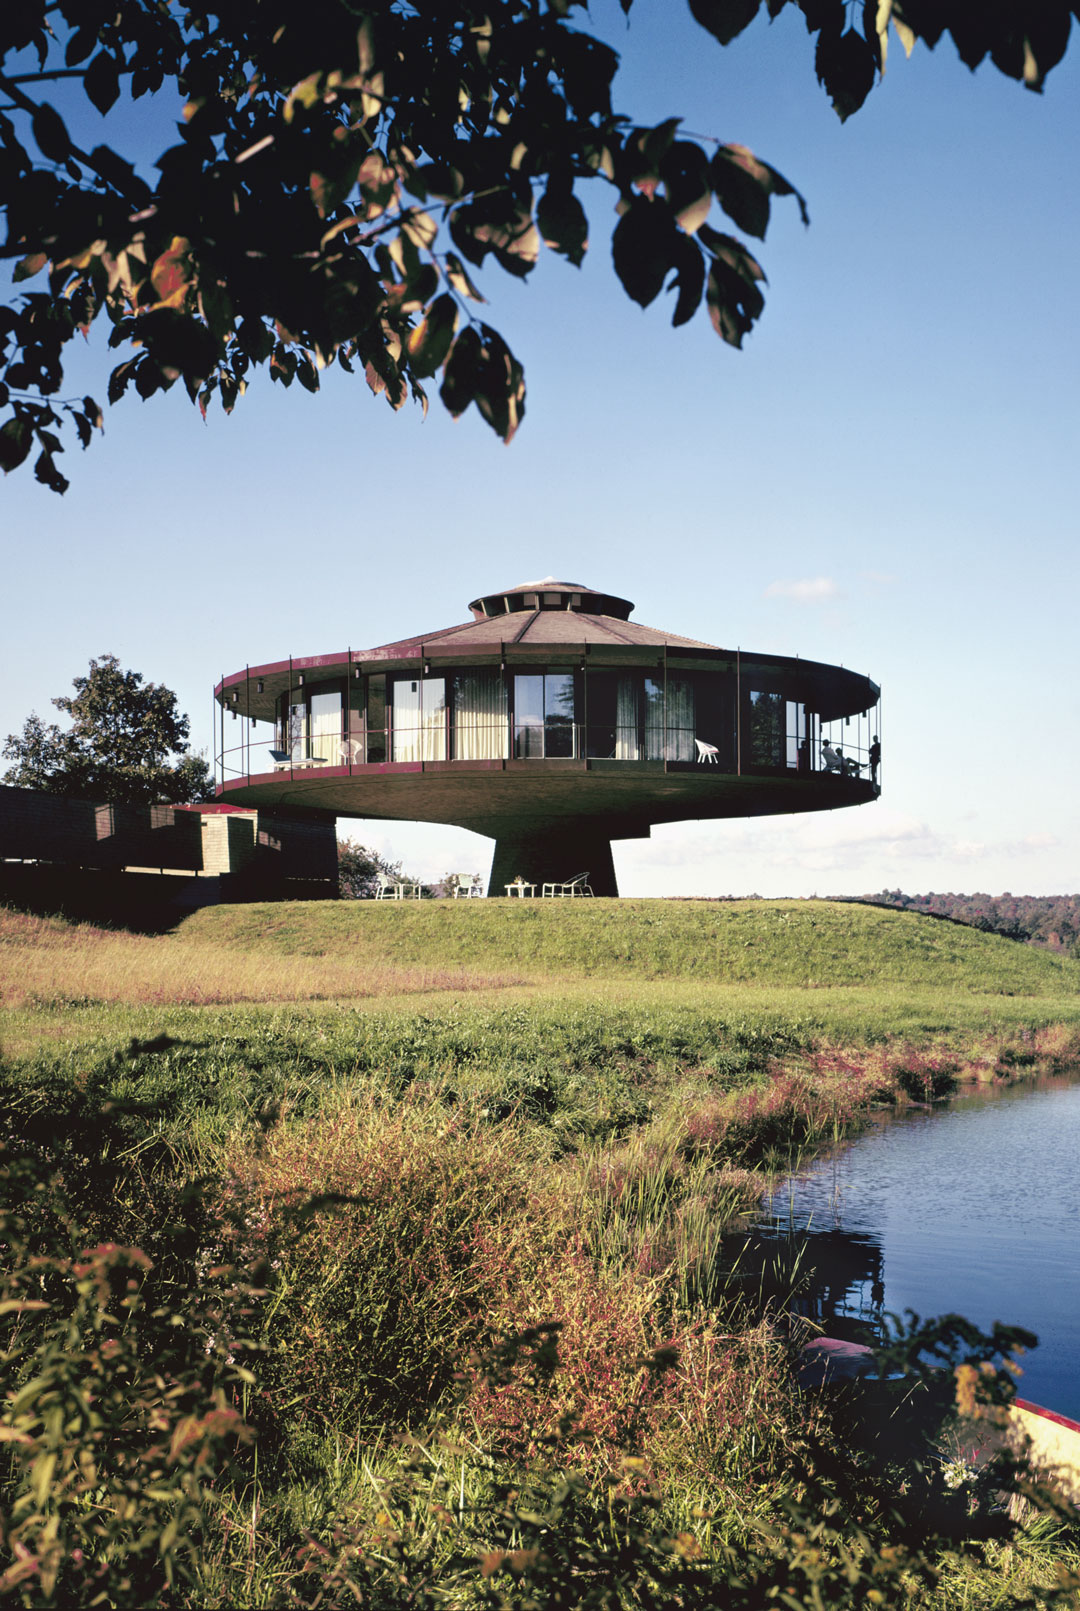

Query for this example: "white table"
[505,882,536,898]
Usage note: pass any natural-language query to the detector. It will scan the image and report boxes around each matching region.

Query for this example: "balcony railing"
[214,720,881,791]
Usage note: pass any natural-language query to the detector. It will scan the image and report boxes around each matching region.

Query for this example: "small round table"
[505,882,536,898]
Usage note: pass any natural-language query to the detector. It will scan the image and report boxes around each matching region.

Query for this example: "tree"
[337,837,407,898]
[1,0,1072,491]
[2,653,214,803]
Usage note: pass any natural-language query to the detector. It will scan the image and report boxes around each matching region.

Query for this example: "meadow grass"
[2,897,1079,1608]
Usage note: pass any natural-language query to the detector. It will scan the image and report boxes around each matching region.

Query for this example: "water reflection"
[736,1068,1080,1416]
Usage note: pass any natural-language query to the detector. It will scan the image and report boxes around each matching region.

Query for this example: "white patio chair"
[694,738,720,764]
[451,874,483,897]
[337,737,363,764]
[374,873,399,899]
[542,872,593,897]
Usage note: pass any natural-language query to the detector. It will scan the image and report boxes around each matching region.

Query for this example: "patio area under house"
[213,579,881,896]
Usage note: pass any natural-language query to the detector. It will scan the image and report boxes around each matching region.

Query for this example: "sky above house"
[3,2,1078,898]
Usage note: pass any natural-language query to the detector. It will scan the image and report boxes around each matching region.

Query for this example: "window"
[453,671,508,759]
[514,672,575,758]
[309,688,342,761]
[288,695,306,763]
[749,690,784,767]
[392,677,446,761]
[585,672,641,759]
[366,674,386,763]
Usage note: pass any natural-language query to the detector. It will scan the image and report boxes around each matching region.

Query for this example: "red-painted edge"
[1014,1399,1080,1434]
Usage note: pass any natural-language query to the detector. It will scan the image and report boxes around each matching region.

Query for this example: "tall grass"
[2,897,1080,1606]
[0,906,523,1009]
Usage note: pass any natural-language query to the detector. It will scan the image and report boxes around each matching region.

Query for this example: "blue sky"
[3,1,1077,897]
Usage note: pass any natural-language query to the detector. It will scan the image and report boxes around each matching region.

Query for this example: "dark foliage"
[0,1,1072,488]
[858,889,1080,954]
[2,653,213,803]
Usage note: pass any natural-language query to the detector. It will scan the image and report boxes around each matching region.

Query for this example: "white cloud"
[763,576,840,603]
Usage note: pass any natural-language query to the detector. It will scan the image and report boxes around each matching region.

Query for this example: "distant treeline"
[853,891,1080,953]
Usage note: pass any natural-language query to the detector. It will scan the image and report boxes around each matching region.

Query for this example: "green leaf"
[612,198,680,308]
[709,144,809,238]
[84,51,121,115]
[406,293,458,378]
[445,253,485,303]
[33,448,69,494]
[660,141,713,235]
[669,235,705,326]
[815,26,877,119]
[13,253,48,283]
[705,235,766,347]
[439,325,483,418]
[31,103,71,163]
[537,184,589,266]
[688,0,763,46]
[65,27,98,67]
[0,417,33,474]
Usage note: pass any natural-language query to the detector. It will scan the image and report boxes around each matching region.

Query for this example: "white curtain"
[309,690,342,761]
[454,672,508,759]
[615,676,640,760]
[421,678,446,761]
[392,679,421,762]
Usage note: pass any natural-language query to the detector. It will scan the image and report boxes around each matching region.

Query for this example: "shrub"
[888,1045,961,1101]
[221,1093,537,1441]
[0,1146,257,1609]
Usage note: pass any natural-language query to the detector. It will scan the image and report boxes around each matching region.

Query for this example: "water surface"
[755,1070,1080,1419]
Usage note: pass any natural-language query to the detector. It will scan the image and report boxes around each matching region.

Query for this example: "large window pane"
[420,677,446,761]
[749,690,784,767]
[545,672,575,757]
[366,674,386,763]
[514,672,577,758]
[310,688,342,761]
[288,696,306,762]
[514,675,545,758]
[786,700,806,770]
[667,676,695,761]
[644,678,665,760]
[454,671,508,759]
[392,678,422,762]
[586,671,617,758]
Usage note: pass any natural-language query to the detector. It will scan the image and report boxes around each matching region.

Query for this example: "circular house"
[214,578,881,896]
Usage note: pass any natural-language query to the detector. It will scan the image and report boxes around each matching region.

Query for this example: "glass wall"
[310,688,343,761]
[453,670,508,759]
[261,666,874,780]
[513,672,575,758]
[392,677,446,762]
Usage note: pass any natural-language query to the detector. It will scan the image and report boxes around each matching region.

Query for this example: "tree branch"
[6,70,88,85]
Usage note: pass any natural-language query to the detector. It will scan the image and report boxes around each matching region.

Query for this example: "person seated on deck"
[840,749,864,777]
[821,741,843,773]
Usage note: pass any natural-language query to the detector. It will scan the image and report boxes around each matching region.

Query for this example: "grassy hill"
[181,897,1080,997]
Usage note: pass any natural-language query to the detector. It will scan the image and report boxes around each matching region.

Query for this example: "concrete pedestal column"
[487,824,618,897]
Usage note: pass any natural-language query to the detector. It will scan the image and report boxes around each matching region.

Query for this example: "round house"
[214,578,881,896]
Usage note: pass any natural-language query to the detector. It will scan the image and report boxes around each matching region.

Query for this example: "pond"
[747,1069,1080,1419]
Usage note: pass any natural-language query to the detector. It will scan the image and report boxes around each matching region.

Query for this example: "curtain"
[615,676,640,760]
[667,676,696,761]
[644,678,665,760]
[392,679,421,762]
[309,689,342,761]
[454,672,508,760]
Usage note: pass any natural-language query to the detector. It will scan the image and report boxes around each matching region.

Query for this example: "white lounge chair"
[541,872,594,897]
[694,738,720,764]
[451,873,483,897]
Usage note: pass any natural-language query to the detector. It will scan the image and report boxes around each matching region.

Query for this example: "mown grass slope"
[182,897,1080,995]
